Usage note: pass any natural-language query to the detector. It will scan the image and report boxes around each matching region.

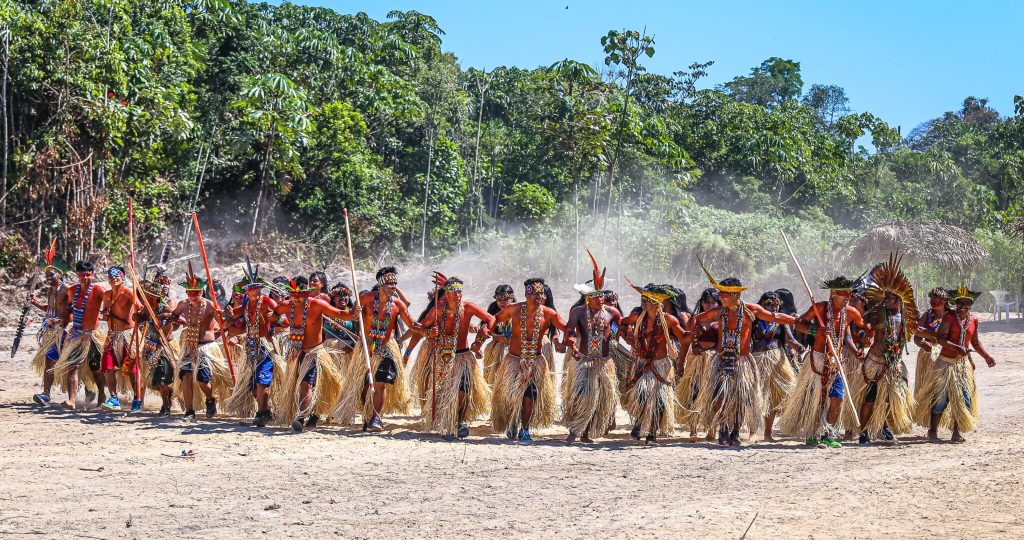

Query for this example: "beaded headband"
[524,282,545,296]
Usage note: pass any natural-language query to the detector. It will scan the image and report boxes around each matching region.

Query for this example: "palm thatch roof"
[846,221,987,272]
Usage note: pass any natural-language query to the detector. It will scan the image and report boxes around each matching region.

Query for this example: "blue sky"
[302,1,1023,134]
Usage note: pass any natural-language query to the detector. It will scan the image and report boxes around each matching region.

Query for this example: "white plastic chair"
[988,290,1019,321]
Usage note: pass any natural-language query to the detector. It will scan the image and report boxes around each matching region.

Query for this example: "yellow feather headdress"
[697,257,746,293]
[865,252,919,343]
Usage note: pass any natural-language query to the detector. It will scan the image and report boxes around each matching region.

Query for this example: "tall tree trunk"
[251,135,274,239]
[1,29,9,226]
[420,126,436,259]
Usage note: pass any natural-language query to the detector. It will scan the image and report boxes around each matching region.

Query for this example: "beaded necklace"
[926,309,944,333]
[180,299,203,352]
[141,302,168,365]
[437,301,462,364]
[956,313,971,347]
[369,293,393,357]
[719,307,744,355]
[824,299,847,345]
[634,310,664,360]
[519,302,543,361]
[70,283,94,337]
[584,305,607,357]
[245,296,264,365]
[288,297,309,354]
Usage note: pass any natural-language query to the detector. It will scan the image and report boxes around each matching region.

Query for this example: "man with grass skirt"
[225,266,288,428]
[752,291,802,442]
[98,265,142,412]
[685,266,797,447]
[780,276,868,448]
[562,283,621,444]
[913,288,950,405]
[413,276,494,440]
[619,282,688,445]
[913,284,996,443]
[272,276,347,432]
[490,278,569,443]
[333,268,418,432]
[52,261,106,410]
[852,255,930,445]
[29,241,69,407]
[172,263,232,422]
[134,274,178,416]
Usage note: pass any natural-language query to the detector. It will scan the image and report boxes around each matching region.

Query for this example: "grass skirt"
[913,345,939,402]
[174,342,234,412]
[780,350,843,438]
[482,339,506,386]
[52,329,106,394]
[142,339,181,391]
[912,354,979,432]
[30,322,64,377]
[490,353,556,433]
[675,349,712,428]
[224,338,286,418]
[853,352,914,436]
[420,350,490,434]
[839,346,864,429]
[274,343,345,425]
[754,347,796,414]
[624,356,676,436]
[561,353,619,437]
[694,352,762,434]
[610,340,634,408]
[332,339,409,425]
[106,329,141,397]
[409,342,433,403]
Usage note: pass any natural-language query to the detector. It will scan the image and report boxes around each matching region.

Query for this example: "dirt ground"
[0,319,1022,539]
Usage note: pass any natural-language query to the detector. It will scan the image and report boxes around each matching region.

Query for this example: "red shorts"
[100,344,139,374]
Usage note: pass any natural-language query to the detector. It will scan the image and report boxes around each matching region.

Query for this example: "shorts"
[373,353,398,385]
[297,351,318,386]
[458,368,470,392]
[179,350,213,384]
[864,380,878,402]
[827,374,845,400]
[45,345,60,363]
[931,387,973,414]
[249,350,274,389]
[86,342,102,372]
[523,381,538,399]
[151,356,174,387]
[101,343,139,375]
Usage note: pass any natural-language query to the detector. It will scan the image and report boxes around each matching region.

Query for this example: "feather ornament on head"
[865,252,919,343]
[586,249,607,290]
[180,262,206,291]
[43,237,58,271]
[698,257,746,293]
[626,277,674,303]
[949,283,981,302]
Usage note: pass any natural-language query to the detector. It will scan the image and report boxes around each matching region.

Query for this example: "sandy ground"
[0,320,1023,539]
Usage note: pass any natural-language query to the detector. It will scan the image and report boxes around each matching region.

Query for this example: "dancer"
[562,282,621,444]
[51,261,106,410]
[29,241,68,407]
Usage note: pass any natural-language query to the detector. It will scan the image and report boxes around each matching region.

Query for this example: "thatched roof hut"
[846,221,987,272]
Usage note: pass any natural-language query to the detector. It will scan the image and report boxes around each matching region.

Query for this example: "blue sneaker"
[130,399,142,413]
[518,428,533,443]
[100,396,121,411]
[33,393,51,406]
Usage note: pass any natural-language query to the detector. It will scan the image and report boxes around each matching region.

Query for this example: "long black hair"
[775,288,797,316]
[695,287,720,313]
[487,284,514,316]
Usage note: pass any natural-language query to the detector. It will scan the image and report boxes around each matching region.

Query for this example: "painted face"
[309,276,322,291]
[496,296,515,308]
[829,289,852,305]
[290,291,307,303]
[761,300,780,313]
[719,291,740,307]
[77,272,93,285]
[444,287,463,304]
[186,289,203,299]
[929,296,946,308]
[585,295,604,310]
[108,274,123,287]
[245,287,261,302]
[955,299,973,314]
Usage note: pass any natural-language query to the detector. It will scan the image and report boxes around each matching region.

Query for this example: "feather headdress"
[697,257,746,293]
[865,252,919,343]
[179,261,206,291]
[626,276,675,303]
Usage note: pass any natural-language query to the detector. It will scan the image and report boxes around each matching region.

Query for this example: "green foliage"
[502,183,557,222]
[0,231,34,276]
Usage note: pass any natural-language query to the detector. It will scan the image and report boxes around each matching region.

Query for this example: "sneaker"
[130,399,142,413]
[645,433,658,445]
[84,390,97,404]
[820,436,842,449]
[367,417,383,433]
[729,432,741,447]
[183,409,196,422]
[442,433,456,442]
[630,425,642,440]
[100,396,121,411]
[720,429,731,447]
[457,422,470,440]
[254,411,269,428]
[858,431,871,445]
[158,405,171,417]
[205,398,216,419]
[506,423,519,441]
[292,417,305,432]
[33,393,51,406]
[305,414,320,429]
[518,428,533,443]
[882,426,896,442]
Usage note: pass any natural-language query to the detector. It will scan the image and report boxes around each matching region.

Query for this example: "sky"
[300,0,1023,134]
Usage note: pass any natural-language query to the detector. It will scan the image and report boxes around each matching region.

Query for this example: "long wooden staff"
[191,212,236,383]
[779,230,859,427]
[343,209,375,404]
[127,198,177,360]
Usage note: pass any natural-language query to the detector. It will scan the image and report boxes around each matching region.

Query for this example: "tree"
[722,57,803,108]
[802,84,850,128]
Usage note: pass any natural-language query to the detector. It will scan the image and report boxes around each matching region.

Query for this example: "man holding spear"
[28,239,68,407]
[778,232,868,448]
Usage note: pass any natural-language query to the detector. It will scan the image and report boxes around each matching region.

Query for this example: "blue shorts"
[931,387,972,414]
[249,350,274,390]
[300,352,318,386]
[828,375,845,399]
[45,344,60,363]
[179,357,212,384]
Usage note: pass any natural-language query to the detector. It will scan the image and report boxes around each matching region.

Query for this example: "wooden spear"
[191,212,236,383]
[343,209,375,406]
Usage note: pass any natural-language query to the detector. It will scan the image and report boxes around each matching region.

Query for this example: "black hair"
[524,277,545,288]
[494,284,514,298]
[696,287,720,313]
[309,271,328,292]
[75,260,94,273]
[376,266,398,280]
[758,291,781,306]
[663,285,691,315]
[446,276,464,286]
[774,288,798,316]
[292,275,309,288]
[418,289,443,322]
[720,277,743,288]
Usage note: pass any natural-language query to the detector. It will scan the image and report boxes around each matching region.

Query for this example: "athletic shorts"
[86,342,102,372]
[151,356,174,387]
[374,354,398,385]
[101,343,139,375]
[45,344,60,363]
[179,348,213,384]
[296,351,318,386]
[828,375,845,400]
[249,350,274,389]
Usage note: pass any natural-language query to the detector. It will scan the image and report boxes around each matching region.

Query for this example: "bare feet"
[763,432,777,442]
[61,400,75,410]
[565,433,577,444]
[927,430,941,443]
[951,432,966,443]
[580,435,594,444]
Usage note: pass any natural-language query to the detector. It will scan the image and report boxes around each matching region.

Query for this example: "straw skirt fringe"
[624,357,676,436]
[853,353,914,436]
[490,353,556,433]
[175,342,234,412]
[52,329,106,394]
[561,354,618,436]
[274,344,345,425]
[332,339,409,425]
[912,354,979,432]
[482,339,506,386]
[754,348,796,414]
[694,352,762,434]
[224,339,286,418]
[913,345,939,402]
[779,350,839,438]
[420,350,490,434]
[30,323,64,377]
[675,349,712,427]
